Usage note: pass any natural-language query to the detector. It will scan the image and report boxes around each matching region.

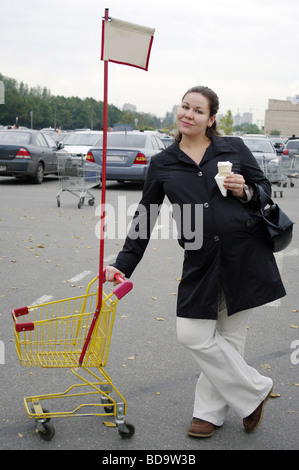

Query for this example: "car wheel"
[32,163,44,184]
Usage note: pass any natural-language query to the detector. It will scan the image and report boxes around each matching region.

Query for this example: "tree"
[218,110,234,135]
[0,72,173,131]
[234,123,261,134]
[270,129,280,135]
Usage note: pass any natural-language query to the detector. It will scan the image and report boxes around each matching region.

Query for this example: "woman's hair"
[175,86,221,142]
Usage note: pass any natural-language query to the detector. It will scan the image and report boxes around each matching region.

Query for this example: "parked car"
[242,136,280,183]
[0,129,67,183]
[86,131,165,183]
[242,134,268,138]
[41,129,72,143]
[63,130,102,157]
[268,137,284,154]
[282,138,299,159]
[242,136,277,161]
[160,134,174,147]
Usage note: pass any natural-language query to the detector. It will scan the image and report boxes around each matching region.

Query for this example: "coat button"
[246,220,251,226]
[203,202,209,208]
[214,235,220,241]
[198,171,203,176]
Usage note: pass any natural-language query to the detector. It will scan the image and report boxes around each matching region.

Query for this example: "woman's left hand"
[223,173,246,198]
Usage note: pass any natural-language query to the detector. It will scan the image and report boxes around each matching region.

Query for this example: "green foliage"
[269,129,280,135]
[0,73,162,130]
[218,110,234,135]
[234,122,262,134]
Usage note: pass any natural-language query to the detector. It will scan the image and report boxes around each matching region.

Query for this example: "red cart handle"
[102,269,133,299]
[12,306,34,332]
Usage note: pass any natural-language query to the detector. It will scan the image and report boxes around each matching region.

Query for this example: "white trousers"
[177,289,273,426]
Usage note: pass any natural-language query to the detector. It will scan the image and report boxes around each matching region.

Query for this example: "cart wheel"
[32,407,51,423]
[88,199,95,206]
[38,422,55,441]
[101,396,114,413]
[118,423,135,439]
[78,197,84,209]
[57,198,60,207]
[41,408,51,423]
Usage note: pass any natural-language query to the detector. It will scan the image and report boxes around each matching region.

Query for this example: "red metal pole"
[99,7,109,293]
[79,9,109,366]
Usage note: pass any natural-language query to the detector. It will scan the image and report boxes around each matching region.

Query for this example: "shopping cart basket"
[286,155,299,186]
[11,274,134,441]
[255,155,286,197]
[56,155,101,208]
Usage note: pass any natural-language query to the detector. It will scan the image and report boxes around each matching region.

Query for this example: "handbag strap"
[256,185,274,211]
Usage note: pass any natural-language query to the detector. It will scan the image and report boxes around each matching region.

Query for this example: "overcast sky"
[1,0,298,124]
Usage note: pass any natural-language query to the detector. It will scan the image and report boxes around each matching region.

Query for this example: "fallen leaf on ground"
[103,422,117,427]
[290,324,299,329]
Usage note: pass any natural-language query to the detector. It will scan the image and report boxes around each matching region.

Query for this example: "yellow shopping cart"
[11,273,134,441]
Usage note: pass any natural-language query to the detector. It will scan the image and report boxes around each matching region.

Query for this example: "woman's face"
[176,92,216,139]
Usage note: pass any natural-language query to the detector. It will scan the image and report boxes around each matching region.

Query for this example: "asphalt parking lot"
[0,175,298,452]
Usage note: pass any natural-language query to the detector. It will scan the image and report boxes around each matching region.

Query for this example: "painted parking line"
[28,258,117,305]
[104,254,117,263]
[67,270,92,283]
[66,255,117,283]
[29,295,54,306]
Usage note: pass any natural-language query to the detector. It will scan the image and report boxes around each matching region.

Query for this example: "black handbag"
[257,185,293,252]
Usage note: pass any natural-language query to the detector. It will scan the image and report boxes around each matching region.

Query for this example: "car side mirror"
[56,141,64,150]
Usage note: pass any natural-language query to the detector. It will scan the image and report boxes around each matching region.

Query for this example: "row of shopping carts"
[255,154,299,197]
[55,153,299,205]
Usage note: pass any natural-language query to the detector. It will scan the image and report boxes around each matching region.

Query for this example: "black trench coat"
[112,136,286,319]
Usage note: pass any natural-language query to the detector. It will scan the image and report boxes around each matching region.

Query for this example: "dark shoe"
[188,418,215,438]
[243,387,273,433]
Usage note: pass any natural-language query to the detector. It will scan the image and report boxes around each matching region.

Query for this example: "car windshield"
[0,131,31,145]
[287,140,299,149]
[64,133,101,146]
[95,134,147,148]
[243,139,274,153]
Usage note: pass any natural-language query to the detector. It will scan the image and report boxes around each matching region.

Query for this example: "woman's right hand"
[105,266,125,285]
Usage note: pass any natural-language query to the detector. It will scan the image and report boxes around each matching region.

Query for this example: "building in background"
[122,103,137,112]
[233,111,253,127]
[264,98,299,137]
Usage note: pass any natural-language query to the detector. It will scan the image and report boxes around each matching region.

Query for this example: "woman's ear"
[209,115,216,127]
